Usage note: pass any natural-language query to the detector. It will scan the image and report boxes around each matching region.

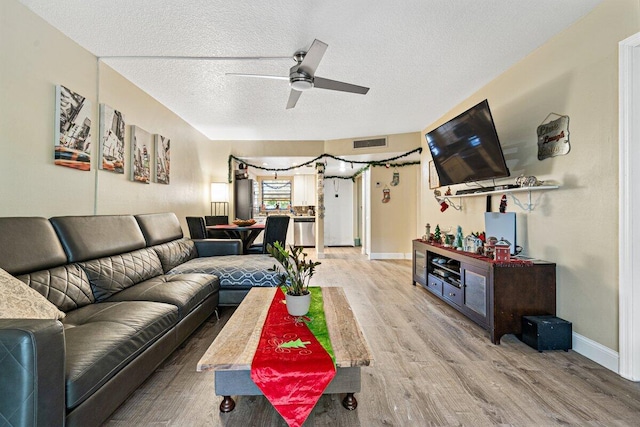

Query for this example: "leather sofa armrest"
[0,319,65,427]
[193,239,243,257]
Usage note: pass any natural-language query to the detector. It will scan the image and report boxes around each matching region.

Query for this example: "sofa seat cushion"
[62,301,178,409]
[104,274,219,319]
[167,255,279,289]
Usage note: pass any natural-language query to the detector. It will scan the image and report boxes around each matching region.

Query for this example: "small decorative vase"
[285,292,311,316]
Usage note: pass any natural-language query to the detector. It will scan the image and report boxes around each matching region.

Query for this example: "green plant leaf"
[266,241,321,296]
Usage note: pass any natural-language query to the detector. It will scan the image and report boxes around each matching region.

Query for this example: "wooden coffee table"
[197,287,372,412]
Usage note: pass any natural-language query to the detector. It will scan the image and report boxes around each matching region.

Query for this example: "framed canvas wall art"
[99,104,125,174]
[155,134,170,184]
[54,85,92,171]
[130,125,152,184]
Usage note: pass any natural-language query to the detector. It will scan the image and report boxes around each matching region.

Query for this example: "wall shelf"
[454,185,559,199]
[437,185,559,212]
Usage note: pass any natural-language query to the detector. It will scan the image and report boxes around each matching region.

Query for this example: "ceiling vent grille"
[353,137,387,149]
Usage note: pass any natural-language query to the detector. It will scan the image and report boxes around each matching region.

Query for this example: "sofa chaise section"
[133,212,280,306]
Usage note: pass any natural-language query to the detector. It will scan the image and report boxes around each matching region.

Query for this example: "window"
[262,179,291,210]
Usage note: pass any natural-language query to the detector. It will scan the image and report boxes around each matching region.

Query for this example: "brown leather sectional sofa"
[0,213,248,427]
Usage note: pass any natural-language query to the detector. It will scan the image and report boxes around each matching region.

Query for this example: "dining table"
[206,223,266,254]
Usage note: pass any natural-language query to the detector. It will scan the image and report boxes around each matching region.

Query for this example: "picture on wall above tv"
[426,99,510,187]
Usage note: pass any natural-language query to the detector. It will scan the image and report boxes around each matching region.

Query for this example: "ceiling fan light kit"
[290,74,313,91]
[227,39,369,109]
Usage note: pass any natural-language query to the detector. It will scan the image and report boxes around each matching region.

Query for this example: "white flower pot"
[285,292,311,316]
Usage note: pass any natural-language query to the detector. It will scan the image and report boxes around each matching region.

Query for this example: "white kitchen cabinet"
[324,179,354,246]
[293,175,316,206]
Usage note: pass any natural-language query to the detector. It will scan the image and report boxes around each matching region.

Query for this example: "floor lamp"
[210,182,229,218]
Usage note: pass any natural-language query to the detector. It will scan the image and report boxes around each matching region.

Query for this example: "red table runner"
[250,287,336,427]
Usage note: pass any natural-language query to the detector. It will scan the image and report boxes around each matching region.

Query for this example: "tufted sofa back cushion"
[18,264,94,312]
[50,215,146,263]
[80,247,164,301]
[151,238,197,273]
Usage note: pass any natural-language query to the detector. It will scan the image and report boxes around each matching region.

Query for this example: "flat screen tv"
[426,99,509,187]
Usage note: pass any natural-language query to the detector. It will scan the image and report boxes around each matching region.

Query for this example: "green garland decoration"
[324,161,421,181]
[227,147,422,182]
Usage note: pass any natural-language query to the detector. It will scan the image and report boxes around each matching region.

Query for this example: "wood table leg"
[342,393,357,410]
[220,396,235,413]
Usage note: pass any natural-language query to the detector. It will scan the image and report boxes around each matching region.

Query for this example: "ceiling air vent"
[353,137,387,149]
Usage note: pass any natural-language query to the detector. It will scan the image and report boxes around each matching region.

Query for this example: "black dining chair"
[247,215,290,254]
[186,216,207,239]
[205,215,229,239]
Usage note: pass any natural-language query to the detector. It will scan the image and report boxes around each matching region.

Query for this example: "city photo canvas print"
[99,104,125,173]
[54,85,92,171]
[130,125,152,184]
[155,134,170,184]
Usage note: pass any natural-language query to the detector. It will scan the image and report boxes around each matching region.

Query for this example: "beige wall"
[369,163,419,256]
[1,0,99,217]
[421,0,640,351]
[96,63,215,221]
[0,0,226,234]
[223,140,325,158]
[324,132,420,157]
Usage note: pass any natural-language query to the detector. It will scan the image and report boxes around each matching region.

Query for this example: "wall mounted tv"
[426,99,510,187]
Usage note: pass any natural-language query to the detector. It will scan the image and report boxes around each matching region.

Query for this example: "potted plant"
[267,241,321,316]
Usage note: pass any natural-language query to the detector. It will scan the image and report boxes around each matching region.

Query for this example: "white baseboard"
[572,331,619,373]
[369,252,411,260]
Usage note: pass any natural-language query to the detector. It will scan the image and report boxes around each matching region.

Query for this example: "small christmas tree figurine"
[434,224,441,243]
[454,225,464,249]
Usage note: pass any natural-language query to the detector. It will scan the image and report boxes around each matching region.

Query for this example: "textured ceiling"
[19,0,602,141]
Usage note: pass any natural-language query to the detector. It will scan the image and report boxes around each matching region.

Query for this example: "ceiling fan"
[226,39,370,109]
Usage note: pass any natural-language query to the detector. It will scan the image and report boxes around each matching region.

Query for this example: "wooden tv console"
[412,240,556,344]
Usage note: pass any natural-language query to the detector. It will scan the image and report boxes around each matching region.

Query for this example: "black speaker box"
[522,315,572,352]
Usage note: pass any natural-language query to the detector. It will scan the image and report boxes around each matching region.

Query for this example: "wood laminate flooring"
[104,247,640,426]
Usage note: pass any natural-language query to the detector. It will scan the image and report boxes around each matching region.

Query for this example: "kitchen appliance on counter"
[294,217,315,247]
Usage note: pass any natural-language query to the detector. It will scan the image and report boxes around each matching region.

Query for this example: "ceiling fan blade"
[286,89,303,109]
[313,77,370,95]
[225,73,288,81]
[297,39,328,76]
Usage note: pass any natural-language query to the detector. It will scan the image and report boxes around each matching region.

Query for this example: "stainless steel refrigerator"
[234,179,254,219]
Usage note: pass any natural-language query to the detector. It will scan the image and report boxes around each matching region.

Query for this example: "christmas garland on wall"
[324,160,421,181]
[227,147,422,182]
